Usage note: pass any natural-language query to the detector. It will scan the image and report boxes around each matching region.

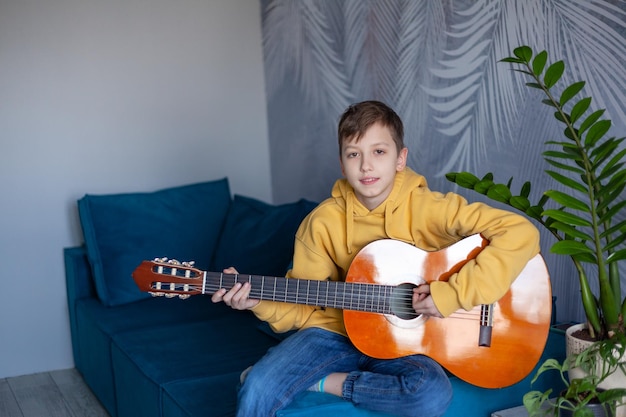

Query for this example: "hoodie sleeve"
[425,192,541,317]
[251,215,341,333]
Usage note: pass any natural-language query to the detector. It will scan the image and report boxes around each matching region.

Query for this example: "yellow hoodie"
[252,168,540,337]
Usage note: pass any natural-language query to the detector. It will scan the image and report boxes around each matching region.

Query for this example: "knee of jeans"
[393,364,452,417]
[410,376,452,417]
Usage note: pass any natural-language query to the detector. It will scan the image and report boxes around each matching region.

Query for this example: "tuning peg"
[149,292,165,297]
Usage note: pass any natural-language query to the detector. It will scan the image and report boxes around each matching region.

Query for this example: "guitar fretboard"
[203,272,400,315]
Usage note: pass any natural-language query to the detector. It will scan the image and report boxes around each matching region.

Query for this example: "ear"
[396,147,408,171]
[339,157,346,177]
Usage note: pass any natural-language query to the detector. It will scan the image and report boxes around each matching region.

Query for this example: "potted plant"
[446,44,626,416]
[446,45,626,341]
[523,334,626,416]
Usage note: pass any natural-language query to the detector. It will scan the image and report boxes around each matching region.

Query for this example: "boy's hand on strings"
[412,284,443,318]
[211,267,260,310]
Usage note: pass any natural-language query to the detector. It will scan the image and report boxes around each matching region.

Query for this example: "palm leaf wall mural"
[260,0,626,323]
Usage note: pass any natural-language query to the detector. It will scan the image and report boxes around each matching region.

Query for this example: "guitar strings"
[154,281,484,321]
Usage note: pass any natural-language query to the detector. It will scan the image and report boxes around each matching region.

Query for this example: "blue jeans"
[237,327,452,417]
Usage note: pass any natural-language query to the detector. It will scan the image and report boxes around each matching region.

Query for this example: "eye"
[374,149,385,155]
[346,152,359,158]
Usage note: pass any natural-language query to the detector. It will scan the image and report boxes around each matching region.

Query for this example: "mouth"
[360,176,379,185]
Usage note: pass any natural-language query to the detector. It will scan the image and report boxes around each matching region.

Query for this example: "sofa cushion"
[161,372,241,417]
[78,179,231,306]
[111,314,278,417]
[74,291,234,415]
[212,194,318,276]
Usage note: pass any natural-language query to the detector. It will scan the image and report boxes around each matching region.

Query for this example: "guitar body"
[343,234,552,389]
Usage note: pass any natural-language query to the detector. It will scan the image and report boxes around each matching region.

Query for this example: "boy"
[212,100,540,416]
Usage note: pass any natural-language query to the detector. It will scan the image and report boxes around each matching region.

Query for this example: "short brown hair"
[337,100,405,154]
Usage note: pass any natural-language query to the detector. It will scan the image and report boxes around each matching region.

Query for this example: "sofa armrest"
[64,246,97,368]
[65,246,96,299]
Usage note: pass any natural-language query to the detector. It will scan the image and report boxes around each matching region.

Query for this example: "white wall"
[0,0,271,378]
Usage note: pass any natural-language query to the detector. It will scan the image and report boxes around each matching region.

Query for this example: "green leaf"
[544,60,565,88]
[544,157,584,175]
[608,249,626,263]
[550,222,593,240]
[598,143,626,173]
[545,170,588,193]
[486,184,512,203]
[554,111,568,124]
[445,173,457,181]
[527,82,543,90]
[591,137,621,167]
[510,196,531,211]
[599,198,626,223]
[569,97,591,124]
[572,252,597,263]
[559,81,585,107]
[500,57,525,64]
[452,172,480,188]
[599,170,626,199]
[579,109,605,134]
[603,232,626,252]
[543,150,579,161]
[543,209,592,227]
[525,206,544,222]
[520,181,531,198]
[596,162,623,183]
[600,219,626,239]
[513,46,533,62]
[474,179,494,194]
[532,50,547,76]
[544,190,589,211]
[585,119,611,147]
[550,240,594,255]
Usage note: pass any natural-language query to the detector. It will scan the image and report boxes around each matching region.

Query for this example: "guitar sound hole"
[390,283,418,320]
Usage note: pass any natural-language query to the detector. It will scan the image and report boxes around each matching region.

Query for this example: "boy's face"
[340,122,408,211]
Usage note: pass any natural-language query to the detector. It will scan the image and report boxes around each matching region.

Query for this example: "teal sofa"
[65,178,565,417]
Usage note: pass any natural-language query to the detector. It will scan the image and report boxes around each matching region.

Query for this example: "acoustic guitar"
[131,234,551,389]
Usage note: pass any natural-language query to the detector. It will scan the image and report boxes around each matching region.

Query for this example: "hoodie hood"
[330,167,428,254]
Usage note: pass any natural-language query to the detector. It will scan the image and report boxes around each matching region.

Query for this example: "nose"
[360,154,372,172]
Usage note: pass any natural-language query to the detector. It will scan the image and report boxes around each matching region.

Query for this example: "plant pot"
[566,324,626,417]
[559,401,614,417]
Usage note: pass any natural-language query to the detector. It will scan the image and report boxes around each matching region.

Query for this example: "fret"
[284,278,288,302]
[260,276,265,300]
[316,280,320,306]
[273,276,278,302]
[306,280,310,305]
[325,281,329,308]
[363,285,366,310]
[295,279,299,304]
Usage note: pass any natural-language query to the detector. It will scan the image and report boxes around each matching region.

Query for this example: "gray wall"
[0,0,270,378]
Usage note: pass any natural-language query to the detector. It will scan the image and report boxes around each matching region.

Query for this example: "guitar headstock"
[132,258,204,299]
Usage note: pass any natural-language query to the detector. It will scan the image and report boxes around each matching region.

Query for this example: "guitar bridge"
[478,304,493,347]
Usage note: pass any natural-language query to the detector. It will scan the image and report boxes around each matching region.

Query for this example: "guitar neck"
[204,272,395,314]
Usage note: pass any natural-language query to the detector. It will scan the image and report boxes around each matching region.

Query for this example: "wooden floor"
[0,368,109,417]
